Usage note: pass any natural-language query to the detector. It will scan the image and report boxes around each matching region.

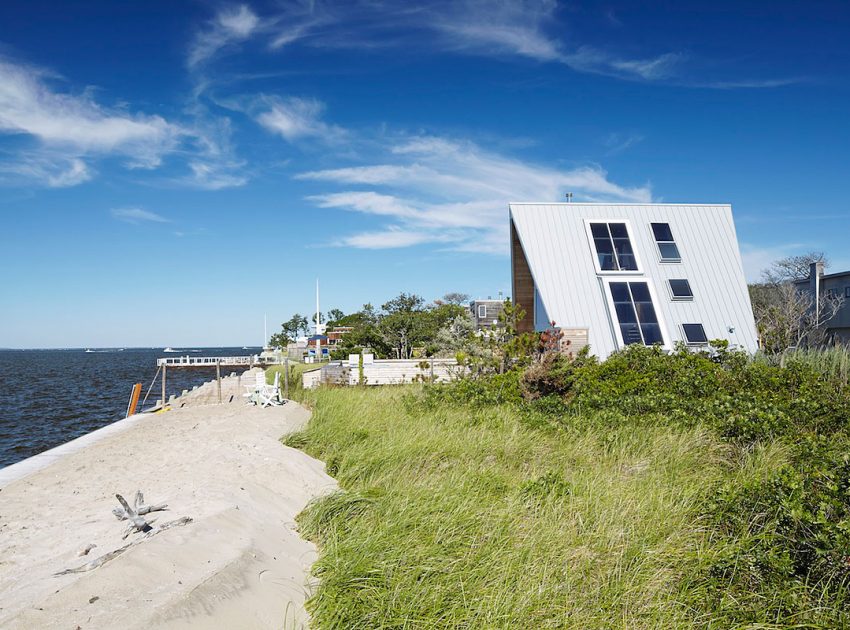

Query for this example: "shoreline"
[0,368,336,628]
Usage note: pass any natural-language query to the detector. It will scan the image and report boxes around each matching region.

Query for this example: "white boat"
[163,347,178,353]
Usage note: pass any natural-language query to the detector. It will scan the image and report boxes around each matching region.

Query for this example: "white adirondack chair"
[258,371,282,407]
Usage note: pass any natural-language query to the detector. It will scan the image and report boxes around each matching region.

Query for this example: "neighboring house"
[469,299,505,330]
[796,262,850,343]
[327,326,353,345]
[509,202,759,359]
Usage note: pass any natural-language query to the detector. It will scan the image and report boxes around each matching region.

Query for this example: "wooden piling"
[216,360,222,404]
[161,364,167,409]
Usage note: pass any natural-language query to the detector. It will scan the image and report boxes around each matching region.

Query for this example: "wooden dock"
[154,355,284,409]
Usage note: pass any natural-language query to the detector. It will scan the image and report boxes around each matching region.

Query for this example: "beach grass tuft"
[288,386,734,628]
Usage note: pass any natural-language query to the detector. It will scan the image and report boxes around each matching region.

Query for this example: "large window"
[590,222,638,271]
[609,281,663,346]
[682,323,708,345]
[668,279,693,300]
[651,222,681,262]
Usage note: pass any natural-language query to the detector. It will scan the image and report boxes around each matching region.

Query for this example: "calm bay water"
[0,347,260,468]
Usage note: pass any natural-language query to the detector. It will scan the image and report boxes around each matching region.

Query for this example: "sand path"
[0,372,335,629]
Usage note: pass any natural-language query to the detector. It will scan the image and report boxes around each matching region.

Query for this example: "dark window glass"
[651,222,681,261]
[610,282,631,303]
[682,323,708,345]
[590,222,638,271]
[669,279,693,299]
[651,223,674,241]
[845,286,850,298]
[609,282,663,346]
[609,223,629,239]
[590,223,609,238]
[658,242,681,260]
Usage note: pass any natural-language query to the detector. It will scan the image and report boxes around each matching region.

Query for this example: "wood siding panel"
[511,219,535,334]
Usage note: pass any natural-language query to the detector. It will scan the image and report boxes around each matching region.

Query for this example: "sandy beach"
[0,369,336,629]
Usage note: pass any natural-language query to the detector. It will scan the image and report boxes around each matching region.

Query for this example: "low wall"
[319,359,460,386]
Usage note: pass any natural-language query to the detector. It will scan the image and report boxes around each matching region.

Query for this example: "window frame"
[477,304,487,318]
[650,222,682,264]
[601,277,670,350]
[681,323,709,346]
[845,286,850,299]
[667,278,694,301]
[584,219,644,275]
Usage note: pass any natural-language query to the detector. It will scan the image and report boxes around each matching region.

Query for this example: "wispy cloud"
[604,132,645,156]
[299,134,651,252]
[739,242,808,282]
[254,96,347,143]
[111,208,170,224]
[0,59,180,165]
[0,155,92,188]
[188,4,261,67]
[0,57,186,187]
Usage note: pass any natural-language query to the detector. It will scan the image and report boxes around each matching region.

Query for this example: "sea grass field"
[284,347,850,628]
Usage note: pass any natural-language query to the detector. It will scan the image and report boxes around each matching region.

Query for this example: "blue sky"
[1,0,848,347]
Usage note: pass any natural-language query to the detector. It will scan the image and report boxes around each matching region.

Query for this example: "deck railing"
[156,355,283,367]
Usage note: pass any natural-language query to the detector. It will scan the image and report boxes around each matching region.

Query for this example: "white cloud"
[739,242,806,282]
[0,155,93,188]
[0,59,180,165]
[255,96,346,143]
[188,4,261,67]
[185,160,249,190]
[299,135,652,252]
[47,158,91,187]
[111,208,170,224]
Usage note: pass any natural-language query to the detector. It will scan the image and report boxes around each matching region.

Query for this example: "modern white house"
[509,203,759,358]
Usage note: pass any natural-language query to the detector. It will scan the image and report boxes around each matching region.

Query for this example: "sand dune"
[0,371,335,629]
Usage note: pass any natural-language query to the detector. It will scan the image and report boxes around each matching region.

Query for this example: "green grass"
[755,346,850,387]
[266,361,327,392]
[285,386,776,629]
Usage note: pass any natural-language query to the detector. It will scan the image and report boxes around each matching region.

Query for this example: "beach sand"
[0,370,336,629]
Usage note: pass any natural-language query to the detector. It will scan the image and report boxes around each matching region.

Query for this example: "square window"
[682,323,708,345]
[845,286,850,298]
[478,305,486,318]
[669,279,693,300]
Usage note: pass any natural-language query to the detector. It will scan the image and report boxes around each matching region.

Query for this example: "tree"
[268,330,290,350]
[752,281,844,352]
[311,312,325,326]
[442,292,470,306]
[382,293,425,314]
[761,252,828,284]
[283,313,308,339]
[327,308,345,325]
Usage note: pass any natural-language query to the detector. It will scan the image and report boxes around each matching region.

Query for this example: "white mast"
[315,278,325,335]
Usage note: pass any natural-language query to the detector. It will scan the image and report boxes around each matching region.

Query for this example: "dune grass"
[285,386,777,628]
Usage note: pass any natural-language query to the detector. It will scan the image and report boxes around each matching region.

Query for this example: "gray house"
[797,262,850,343]
[469,299,505,330]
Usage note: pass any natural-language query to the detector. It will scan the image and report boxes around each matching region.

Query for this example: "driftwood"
[112,490,167,520]
[55,517,193,576]
[54,492,190,576]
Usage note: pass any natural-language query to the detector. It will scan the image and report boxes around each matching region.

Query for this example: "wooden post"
[161,364,167,409]
[284,357,289,399]
[216,360,222,404]
[430,357,435,383]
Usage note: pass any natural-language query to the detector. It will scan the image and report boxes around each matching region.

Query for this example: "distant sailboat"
[163,347,178,353]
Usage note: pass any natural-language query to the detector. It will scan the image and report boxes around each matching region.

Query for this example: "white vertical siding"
[509,203,759,359]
